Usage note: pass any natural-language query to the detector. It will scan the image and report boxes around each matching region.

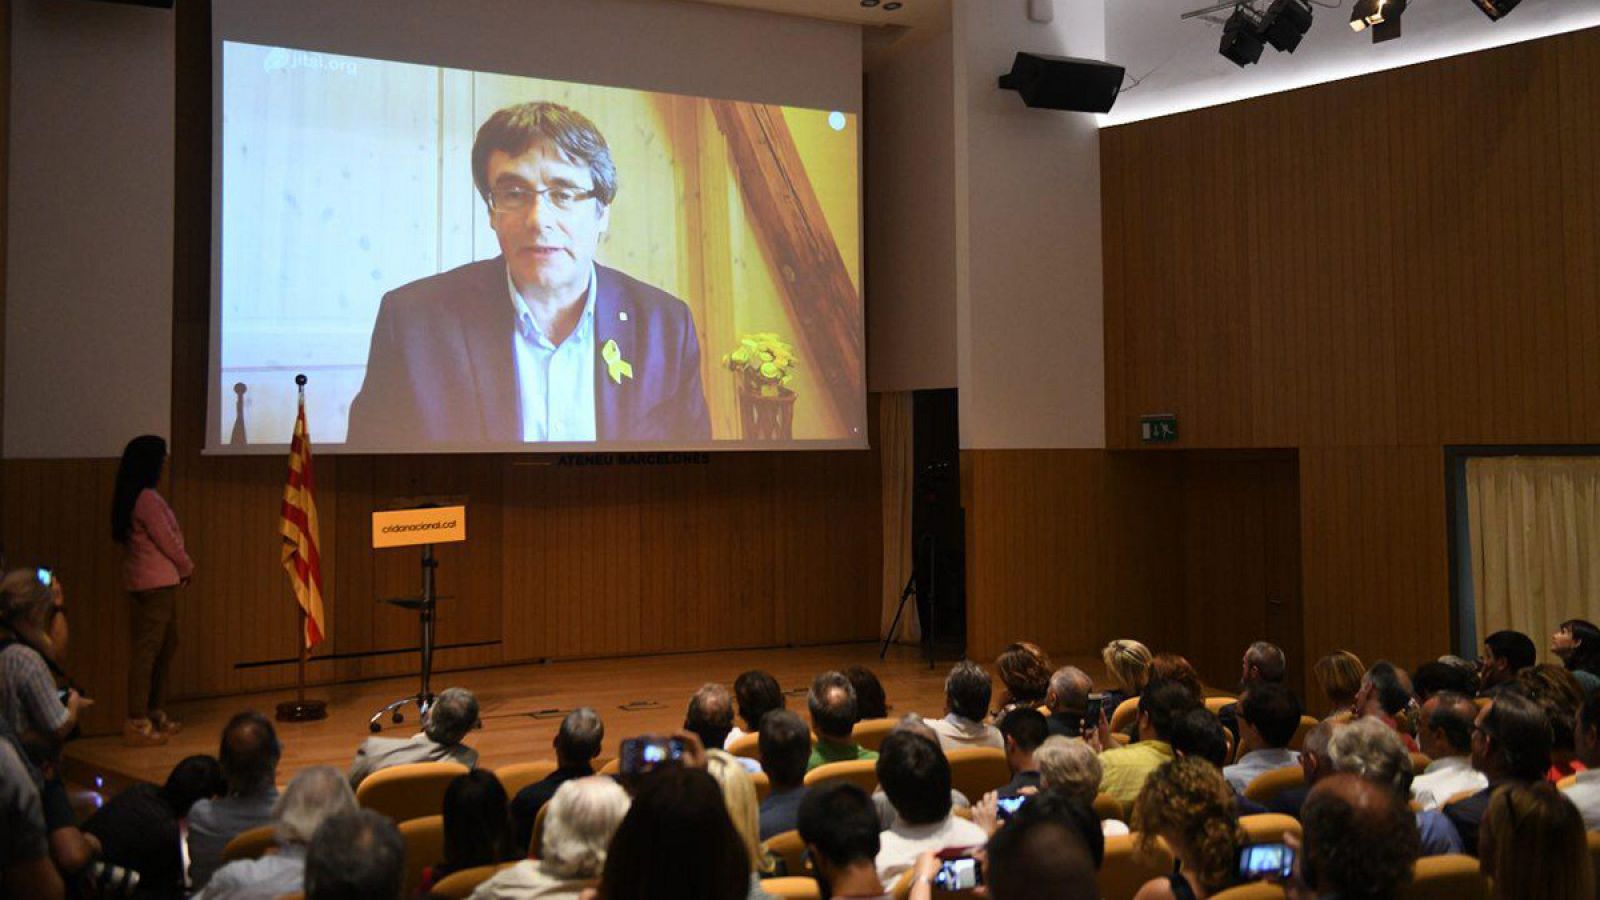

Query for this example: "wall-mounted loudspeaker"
[76,0,175,7]
[998,52,1125,114]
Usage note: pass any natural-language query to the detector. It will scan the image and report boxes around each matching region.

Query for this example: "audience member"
[471,776,630,900]
[187,711,282,890]
[1480,630,1537,693]
[706,750,776,878]
[1217,641,1286,738]
[870,716,971,831]
[1326,717,1461,856]
[1446,690,1552,855]
[304,809,405,900]
[512,706,604,853]
[1559,690,1600,828]
[924,661,1003,751]
[421,769,518,893]
[844,665,889,720]
[756,709,811,840]
[796,783,889,900]
[1515,664,1587,779]
[1354,662,1419,751]
[20,733,100,881]
[1043,665,1094,738]
[1413,660,1481,704]
[591,766,752,900]
[197,765,355,899]
[994,642,1053,714]
[1312,650,1365,716]
[1292,774,1419,900]
[1101,639,1154,714]
[873,731,987,883]
[1552,619,1600,697]
[1266,719,1335,817]
[1479,781,1593,900]
[1148,654,1205,706]
[727,670,783,747]
[1222,683,1302,794]
[1170,707,1231,769]
[0,718,60,900]
[1035,734,1130,836]
[0,569,91,741]
[1129,757,1244,900]
[975,791,1104,900]
[807,671,876,769]
[1411,692,1487,810]
[84,753,224,898]
[347,686,479,789]
[996,707,1048,793]
[684,683,736,759]
[1098,680,1196,806]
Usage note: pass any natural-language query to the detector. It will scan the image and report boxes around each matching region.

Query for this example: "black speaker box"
[75,0,175,7]
[998,52,1125,114]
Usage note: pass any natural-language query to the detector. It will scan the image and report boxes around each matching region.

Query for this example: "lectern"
[367,503,466,733]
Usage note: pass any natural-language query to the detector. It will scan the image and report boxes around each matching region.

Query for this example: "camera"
[619,736,686,774]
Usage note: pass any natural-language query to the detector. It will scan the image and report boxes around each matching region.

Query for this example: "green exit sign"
[1140,414,1178,443]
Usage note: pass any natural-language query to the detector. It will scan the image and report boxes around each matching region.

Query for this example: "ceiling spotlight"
[1470,0,1521,20]
[1259,0,1313,52]
[884,1,903,8]
[1219,6,1265,67]
[859,0,880,6]
[1350,0,1404,38]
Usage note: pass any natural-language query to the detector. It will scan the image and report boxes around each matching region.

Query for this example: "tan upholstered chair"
[1205,696,1236,714]
[1109,697,1142,733]
[803,759,878,793]
[764,829,809,878]
[396,814,445,898]
[750,769,773,802]
[1402,854,1491,900]
[1557,772,1579,790]
[1098,833,1174,900]
[597,757,622,776]
[429,862,518,899]
[355,760,468,822]
[529,803,550,857]
[946,748,1012,802]
[494,761,558,799]
[1409,752,1433,776]
[1243,766,1305,805]
[1238,813,1301,846]
[761,877,823,899]
[727,731,762,759]
[1212,883,1287,899]
[220,823,276,863]
[1289,716,1320,752]
[1093,793,1124,822]
[851,717,899,753]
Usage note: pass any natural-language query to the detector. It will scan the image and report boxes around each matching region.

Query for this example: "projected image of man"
[347,102,711,446]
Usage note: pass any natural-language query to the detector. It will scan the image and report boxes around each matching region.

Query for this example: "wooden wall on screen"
[1100,26,1600,688]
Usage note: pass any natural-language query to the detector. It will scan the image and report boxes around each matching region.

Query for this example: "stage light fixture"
[1219,6,1266,67]
[1259,0,1314,52]
[1470,0,1521,20]
[1350,0,1404,40]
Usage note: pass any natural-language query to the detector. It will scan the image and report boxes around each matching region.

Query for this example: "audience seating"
[429,862,518,899]
[1243,766,1305,805]
[1473,697,1492,711]
[219,823,276,863]
[1092,793,1123,822]
[1403,854,1491,900]
[851,717,899,753]
[397,814,445,898]
[1099,833,1174,900]
[764,830,808,878]
[1557,772,1579,790]
[494,761,558,798]
[1409,753,1432,776]
[946,748,1012,802]
[1587,831,1600,881]
[750,769,772,802]
[530,803,550,857]
[597,757,622,776]
[1238,813,1300,846]
[1204,696,1236,715]
[1212,884,1286,899]
[803,759,878,792]
[1109,697,1141,733]
[1288,716,1319,752]
[355,760,469,822]
[761,876,823,899]
[727,732,761,758]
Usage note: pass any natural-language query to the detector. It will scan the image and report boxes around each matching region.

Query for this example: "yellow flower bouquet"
[722,333,798,399]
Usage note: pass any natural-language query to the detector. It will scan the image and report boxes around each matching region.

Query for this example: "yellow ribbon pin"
[602,339,633,385]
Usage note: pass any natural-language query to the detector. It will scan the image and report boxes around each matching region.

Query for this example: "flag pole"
[277,374,328,723]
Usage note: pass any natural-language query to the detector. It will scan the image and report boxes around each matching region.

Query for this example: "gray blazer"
[347,733,478,790]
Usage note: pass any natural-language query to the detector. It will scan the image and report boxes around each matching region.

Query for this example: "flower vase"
[737,387,796,441]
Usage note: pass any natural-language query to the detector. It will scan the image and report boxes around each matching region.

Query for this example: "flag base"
[275,699,328,722]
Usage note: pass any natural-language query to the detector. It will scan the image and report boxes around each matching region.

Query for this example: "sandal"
[150,710,183,736]
[123,718,168,747]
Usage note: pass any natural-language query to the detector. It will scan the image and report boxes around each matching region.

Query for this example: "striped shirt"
[0,642,68,739]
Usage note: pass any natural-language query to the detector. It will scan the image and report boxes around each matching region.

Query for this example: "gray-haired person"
[348,687,480,789]
[196,765,356,899]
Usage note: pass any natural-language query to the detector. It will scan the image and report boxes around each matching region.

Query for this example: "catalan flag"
[280,393,326,648]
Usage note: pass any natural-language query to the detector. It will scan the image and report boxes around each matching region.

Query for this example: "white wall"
[953,0,1106,449]
[865,24,958,393]
[5,0,175,459]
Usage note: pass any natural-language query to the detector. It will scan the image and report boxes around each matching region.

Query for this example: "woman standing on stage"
[111,435,194,747]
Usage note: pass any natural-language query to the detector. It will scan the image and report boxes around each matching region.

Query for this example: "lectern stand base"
[275,699,328,722]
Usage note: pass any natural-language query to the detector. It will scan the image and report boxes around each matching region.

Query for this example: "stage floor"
[66,642,1094,793]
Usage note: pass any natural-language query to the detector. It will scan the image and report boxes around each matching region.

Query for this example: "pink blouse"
[122,489,195,591]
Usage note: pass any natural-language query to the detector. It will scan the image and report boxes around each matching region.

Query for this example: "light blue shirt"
[508,267,597,442]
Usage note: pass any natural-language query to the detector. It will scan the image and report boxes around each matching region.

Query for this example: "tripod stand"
[368,543,441,732]
[880,532,936,668]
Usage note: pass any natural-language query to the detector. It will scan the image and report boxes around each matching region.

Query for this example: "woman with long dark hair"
[111,434,193,746]
[1551,619,1600,697]
[419,770,517,893]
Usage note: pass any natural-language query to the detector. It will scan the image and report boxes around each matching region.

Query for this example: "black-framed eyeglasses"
[488,185,598,214]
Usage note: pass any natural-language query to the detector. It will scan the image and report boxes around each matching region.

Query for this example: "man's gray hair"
[273,765,356,845]
[1047,666,1092,714]
[539,776,631,879]
[1247,642,1287,683]
[425,688,479,746]
[1327,718,1414,797]
[1034,736,1100,805]
[556,707,605,762]
[305,809,405,900]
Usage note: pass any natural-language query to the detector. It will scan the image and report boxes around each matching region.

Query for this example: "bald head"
[1300,774,1419,898]
[1046,666,1093,716]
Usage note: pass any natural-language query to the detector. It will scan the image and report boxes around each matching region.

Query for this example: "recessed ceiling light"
[860,0,880,7]
[884,1,904,9]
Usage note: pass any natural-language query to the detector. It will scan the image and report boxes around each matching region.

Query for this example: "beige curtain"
[879,392,920,643]
[1468,456,1600,658]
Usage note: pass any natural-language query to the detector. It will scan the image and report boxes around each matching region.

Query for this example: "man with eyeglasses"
[347,101,711,447]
